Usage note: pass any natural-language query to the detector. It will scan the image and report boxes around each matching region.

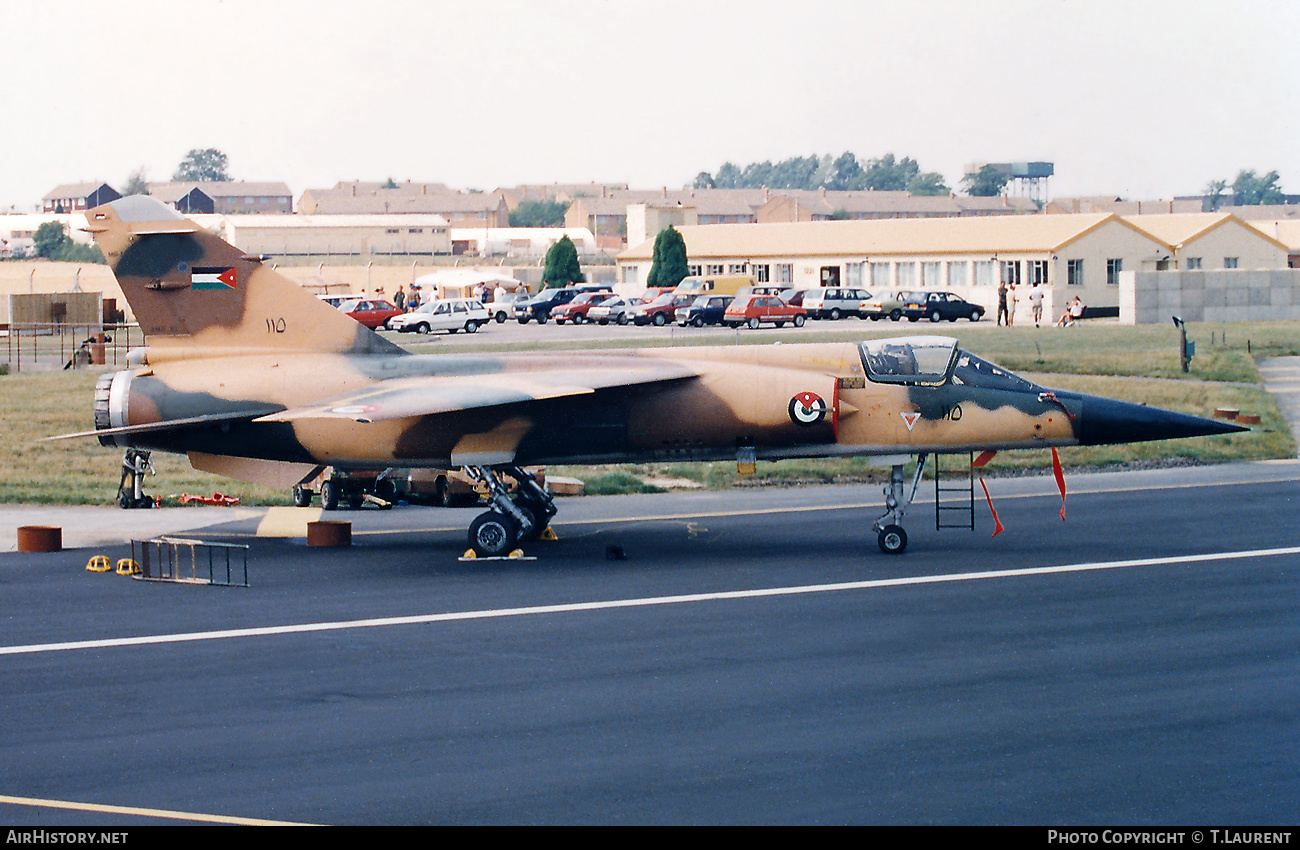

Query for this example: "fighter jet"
[64,196,1245,555]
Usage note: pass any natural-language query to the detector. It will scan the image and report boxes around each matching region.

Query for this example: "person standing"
[1029,284,1044,327]
[1006,282,1017,326]
[997,281,1009,326]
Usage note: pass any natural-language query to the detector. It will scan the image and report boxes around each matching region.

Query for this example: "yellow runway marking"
[0,793,315,825]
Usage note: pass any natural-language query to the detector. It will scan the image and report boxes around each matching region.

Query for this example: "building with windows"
[1123,213,1288,272]
[618,214,1182,320]
[216,214,451,261]
[41,183,120,213]
[147,181,294,214]
[298,181,509,227]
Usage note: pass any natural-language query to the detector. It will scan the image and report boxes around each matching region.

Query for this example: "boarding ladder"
[933,452,976,531]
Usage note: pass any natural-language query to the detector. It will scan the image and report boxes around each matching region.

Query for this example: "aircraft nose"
[1070,392,1249,446]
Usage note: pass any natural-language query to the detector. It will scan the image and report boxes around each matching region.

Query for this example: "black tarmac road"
[1,462,1298,825]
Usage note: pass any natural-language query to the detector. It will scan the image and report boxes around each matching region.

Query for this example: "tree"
[1231,169,1284,206]
[826,151,863,192]
[646,226,690,290]
[713,162,743,189]
[33,222,67,259]
[122,168,150,196]
[509,199,570,228]
[860,154,919,191]
[962,164,1010,197]
[907,171,950,196]
[692,171,715,189]
[173,148,231,182]
[1203,179,1228,212]
[542,235,584,287]
[32,221,105,263]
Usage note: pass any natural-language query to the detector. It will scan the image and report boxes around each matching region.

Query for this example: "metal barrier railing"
[1,322,145,371]
[131,536,250,588]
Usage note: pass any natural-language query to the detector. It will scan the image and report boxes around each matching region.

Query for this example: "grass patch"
[0,369,285,506]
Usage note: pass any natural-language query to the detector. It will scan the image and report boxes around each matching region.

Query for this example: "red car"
[723,293,807,328]
[549,291,614,324]
[343,299,405,329]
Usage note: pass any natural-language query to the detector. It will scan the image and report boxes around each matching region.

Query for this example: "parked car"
[587,296,641,325]
[319,293,357,309]
[341,298,405,329]
[388,298,490,334]
[723,293,807,328]
[676,294,735,327]
[514,283,609,324]
[800,287,872,320]
[487,291,530,323]
[631,292,698,326]
[901,291,986,322]
[549,291,615,324]
[734,285,799,302]
[862,290,907,321]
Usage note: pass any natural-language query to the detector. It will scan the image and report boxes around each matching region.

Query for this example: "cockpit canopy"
[859,336,1041,392]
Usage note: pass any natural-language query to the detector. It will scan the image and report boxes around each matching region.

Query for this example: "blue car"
[675,294,735,327]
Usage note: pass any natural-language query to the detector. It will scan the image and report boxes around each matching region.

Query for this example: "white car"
[388,298,490,334]
[487,291,530,323]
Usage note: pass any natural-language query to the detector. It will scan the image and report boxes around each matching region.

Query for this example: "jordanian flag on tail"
[193,267,237,290]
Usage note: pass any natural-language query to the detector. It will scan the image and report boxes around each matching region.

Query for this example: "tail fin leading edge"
[87,196,401,356]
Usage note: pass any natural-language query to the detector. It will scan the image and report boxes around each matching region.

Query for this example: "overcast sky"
[2,0,1295,210]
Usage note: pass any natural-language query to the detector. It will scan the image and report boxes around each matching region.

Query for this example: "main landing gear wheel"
[292,485,313,507]
[877,524,908,554]
[468,511,518,557]
[462,464,559,557]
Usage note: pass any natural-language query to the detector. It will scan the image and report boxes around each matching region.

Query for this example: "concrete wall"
[1121,269,1300,324]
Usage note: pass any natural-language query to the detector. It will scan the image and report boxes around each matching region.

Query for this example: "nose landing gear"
[874,454,927,554]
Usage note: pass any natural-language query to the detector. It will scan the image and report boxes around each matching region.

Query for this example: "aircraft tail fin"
[85,196,401,356]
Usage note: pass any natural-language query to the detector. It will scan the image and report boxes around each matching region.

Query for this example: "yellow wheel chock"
[116,559,141,576]
[86,555,112,573]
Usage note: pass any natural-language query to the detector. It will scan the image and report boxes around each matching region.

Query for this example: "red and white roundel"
[789,391,827,426]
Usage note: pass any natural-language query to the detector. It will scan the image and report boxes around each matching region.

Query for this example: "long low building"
[617,212,1289,322]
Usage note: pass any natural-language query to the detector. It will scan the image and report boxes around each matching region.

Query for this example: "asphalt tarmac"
[1,461,1298,825]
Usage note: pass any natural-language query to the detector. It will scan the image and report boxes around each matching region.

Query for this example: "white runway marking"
[4,545,1299,658]
[0,793,314,825]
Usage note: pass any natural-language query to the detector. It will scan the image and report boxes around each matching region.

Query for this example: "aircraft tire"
[321,479,341,511]
[469,511,518,557]
[292,485,313,507]
[877,525,908,554]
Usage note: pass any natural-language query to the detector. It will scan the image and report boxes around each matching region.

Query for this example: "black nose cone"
[1070,393,1250,446]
